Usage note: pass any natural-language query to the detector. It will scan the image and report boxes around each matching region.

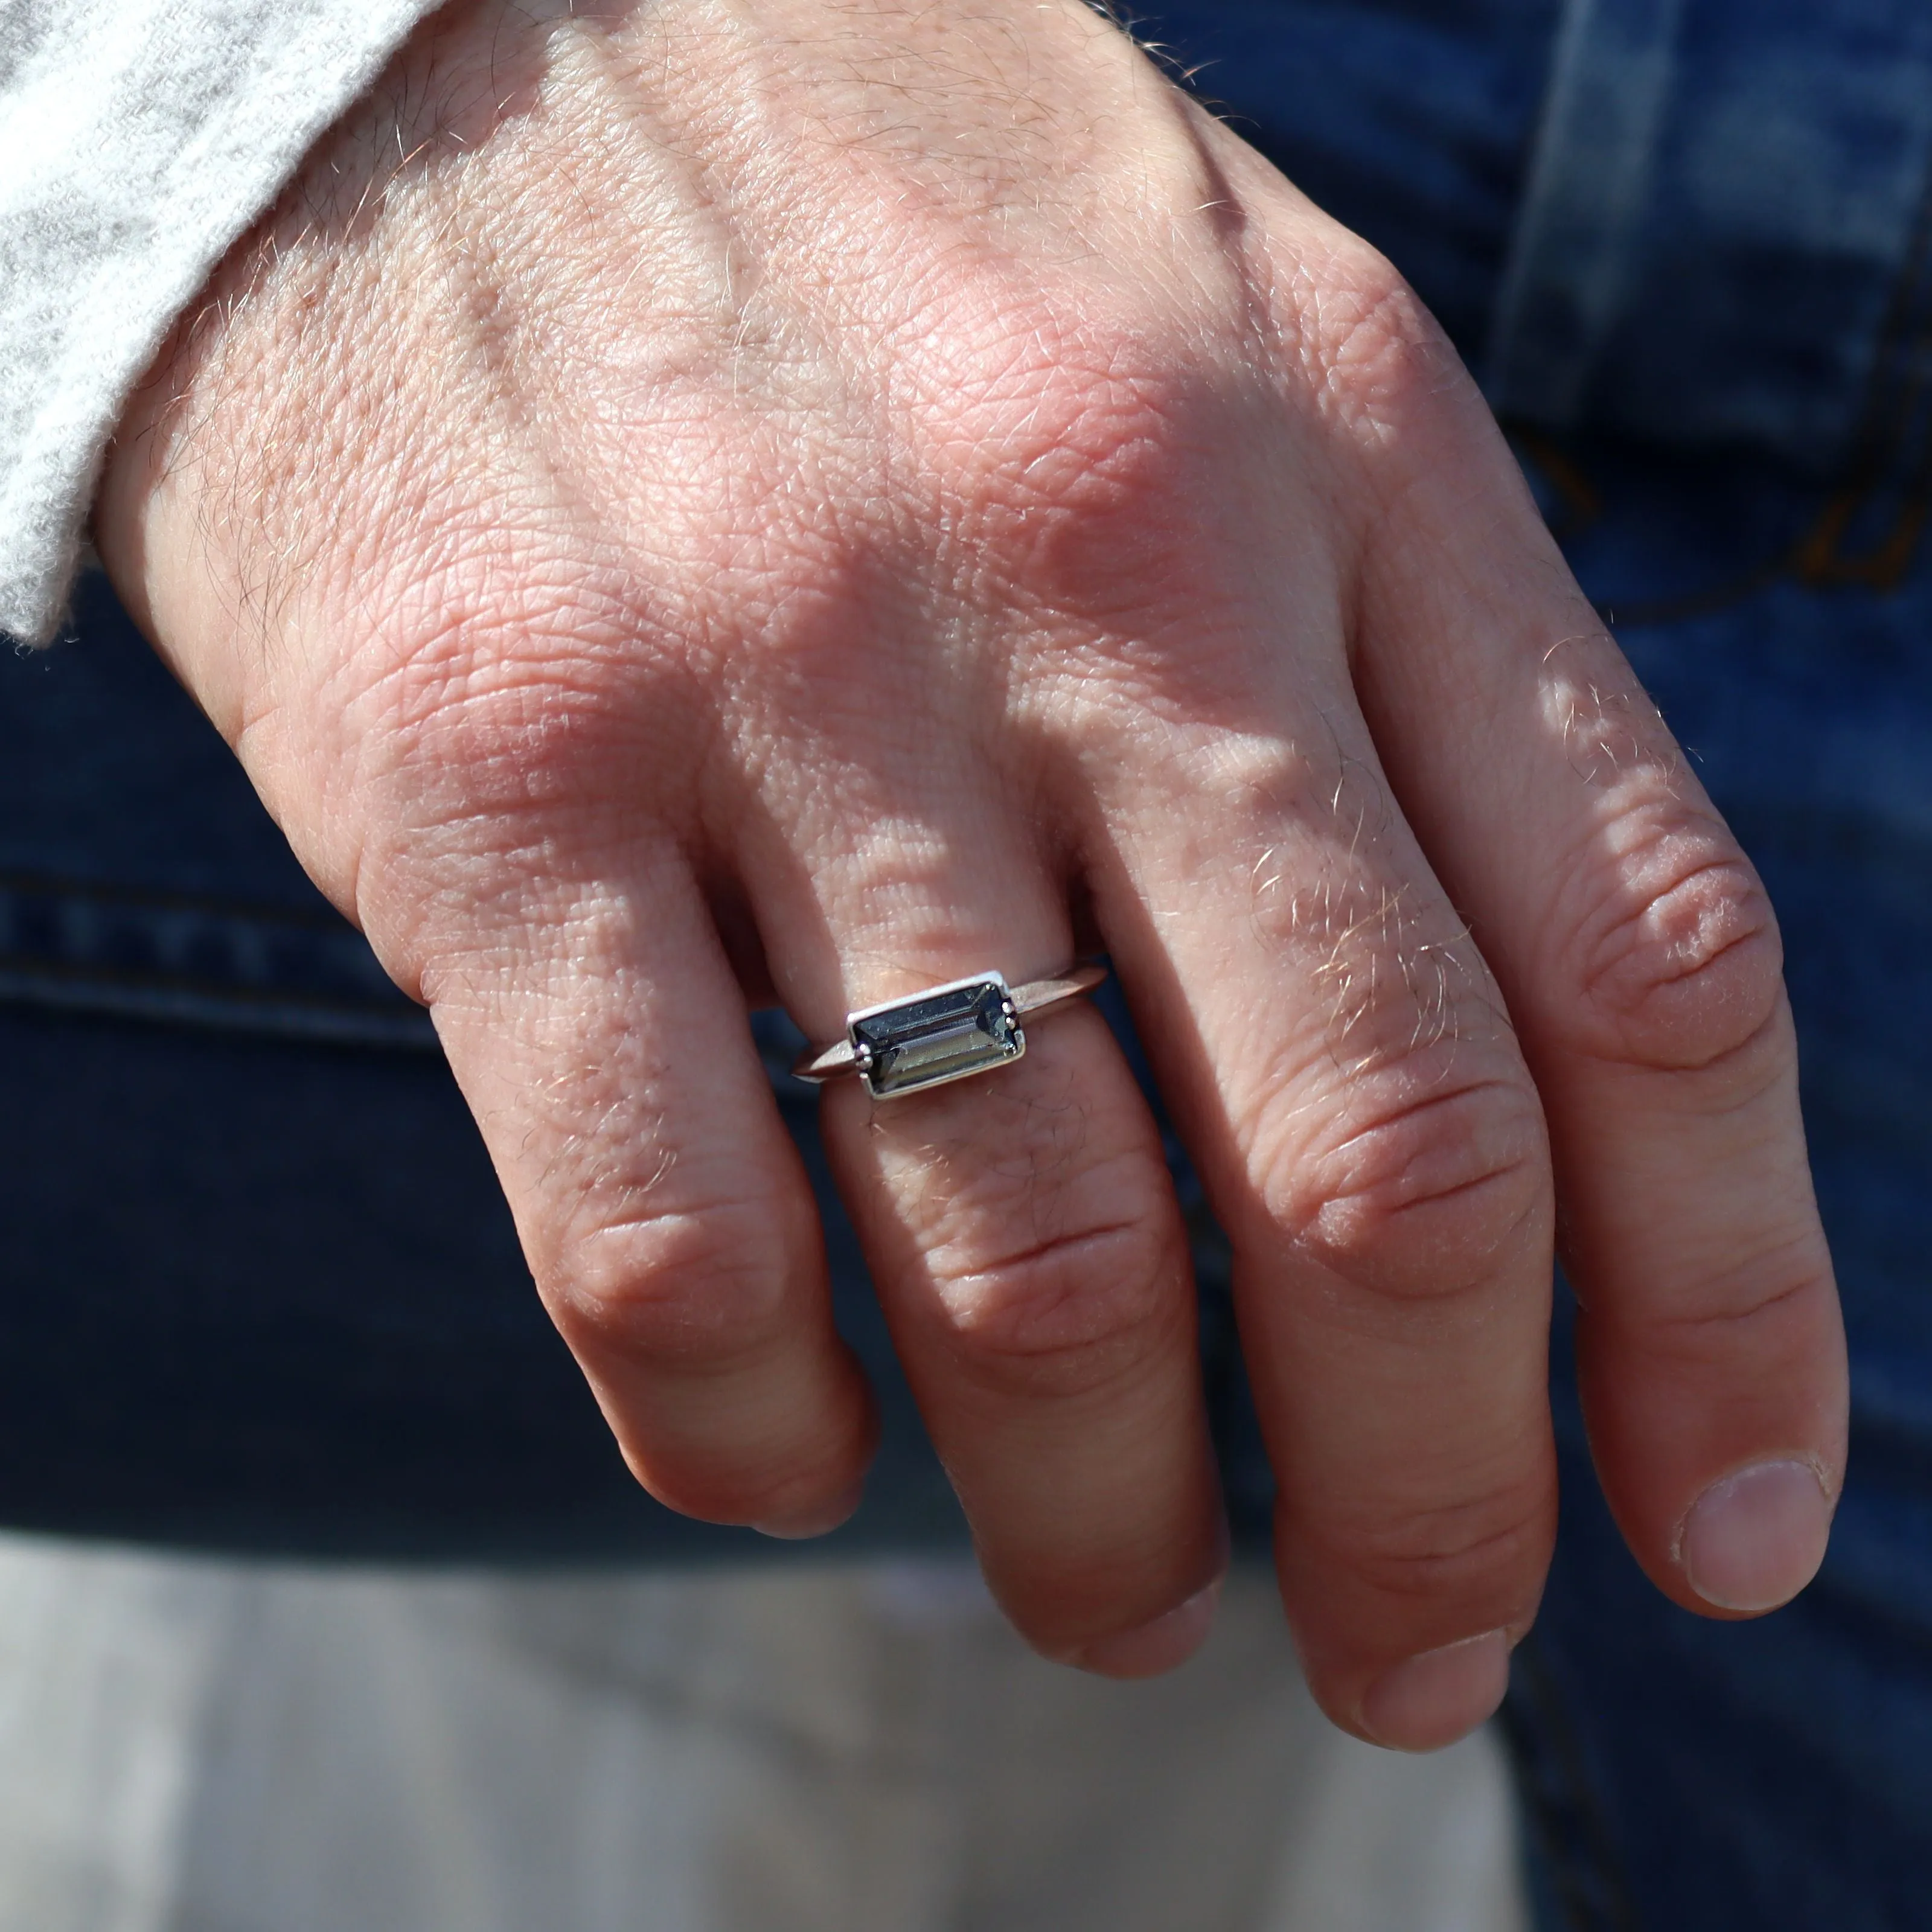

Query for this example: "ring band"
[791,963,1108,1099]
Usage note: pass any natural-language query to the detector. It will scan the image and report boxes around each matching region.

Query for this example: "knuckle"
[1567,817,1785,1073]
[925,320,1233,627]
[918,1147,1188,1397]
[933,1223,1185,1398]
[1313,1479,1553,1609]
[547,1197,802,1369]
[1265,1057,1549,1302]
[1294,237,1477,444]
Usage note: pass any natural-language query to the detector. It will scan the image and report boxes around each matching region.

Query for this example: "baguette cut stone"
[848,974,1023,1098]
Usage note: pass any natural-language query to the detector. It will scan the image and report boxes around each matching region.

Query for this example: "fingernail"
[1682,1458,1831,1612]
[752,1476,866,1541]
[1069,1578,1222,1678]
[1359,1630,1511,1753]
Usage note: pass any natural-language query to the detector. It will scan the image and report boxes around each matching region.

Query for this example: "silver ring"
[790,963,1108,1099]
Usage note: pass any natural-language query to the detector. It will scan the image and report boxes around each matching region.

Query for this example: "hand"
[94,0,1846,1748]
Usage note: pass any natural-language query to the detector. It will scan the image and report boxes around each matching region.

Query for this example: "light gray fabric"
[0,1538,1529,1932]
[0,0,438,645]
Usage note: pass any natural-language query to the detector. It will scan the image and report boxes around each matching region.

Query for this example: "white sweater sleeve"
[0,0,440,644]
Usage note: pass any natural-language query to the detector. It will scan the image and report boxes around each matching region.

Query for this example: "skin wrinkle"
[851,1022,1147,1247]
[1297,1488,1551,1613]
[1268,1061,1544,1265]
[922,1075,1095,1264]
[1613,1233,1826,1345]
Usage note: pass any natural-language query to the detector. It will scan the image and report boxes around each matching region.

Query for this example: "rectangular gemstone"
[848,974,1023,1098]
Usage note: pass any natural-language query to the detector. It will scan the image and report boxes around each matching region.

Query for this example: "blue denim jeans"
[6,0,1931,1920]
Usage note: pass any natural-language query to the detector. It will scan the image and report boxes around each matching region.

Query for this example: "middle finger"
[1072,650,1558,1748]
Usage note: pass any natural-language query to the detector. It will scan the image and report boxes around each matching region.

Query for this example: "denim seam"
[0,866,438,1049]
[0,961,442,1051]
[1485,0,1686,426]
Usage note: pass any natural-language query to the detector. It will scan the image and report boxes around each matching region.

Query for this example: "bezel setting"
[845,971,1024,1099]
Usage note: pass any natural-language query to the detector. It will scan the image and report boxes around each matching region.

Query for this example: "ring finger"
[740,759,1227,1675]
